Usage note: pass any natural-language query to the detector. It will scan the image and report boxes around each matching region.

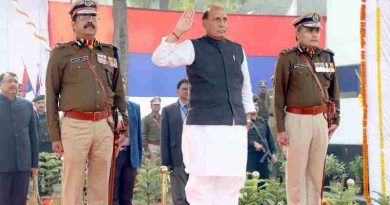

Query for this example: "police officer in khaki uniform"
[257,81,269,120]
[142,96,162,159]
[45,1,128,204]
[273,12,340,205]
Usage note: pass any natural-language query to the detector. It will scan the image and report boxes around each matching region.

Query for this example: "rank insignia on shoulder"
[281,47,297,55]
[97,53,107,65]
[71,56,89,64]
[108,56,118,68]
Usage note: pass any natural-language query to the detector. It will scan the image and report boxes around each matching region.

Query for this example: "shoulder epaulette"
[321,48,335,55]
[54,41,75,49]
[280,47,297,55]
[100,42,115,49]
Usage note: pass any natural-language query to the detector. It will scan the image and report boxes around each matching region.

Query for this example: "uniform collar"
[0,93,16,102]
[297,45,321,57]
[75,38,102,49]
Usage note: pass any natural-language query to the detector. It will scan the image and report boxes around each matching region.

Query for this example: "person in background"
[142,96,162,160]
[0,71,38,205]
[160,79,190,205]
[112,99,143,205]
[247,95,277,181]
[32,94,52,153]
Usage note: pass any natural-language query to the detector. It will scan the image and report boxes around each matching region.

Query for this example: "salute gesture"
[167,9,195,43]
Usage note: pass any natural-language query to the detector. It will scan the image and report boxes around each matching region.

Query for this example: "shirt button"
[15,134,18,137]
[97,105,100,108]
[93,66,96,68]
[97,91,100,94]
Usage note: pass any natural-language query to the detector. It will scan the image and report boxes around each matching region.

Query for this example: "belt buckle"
[313,106,321,114]
[93,112,99,121]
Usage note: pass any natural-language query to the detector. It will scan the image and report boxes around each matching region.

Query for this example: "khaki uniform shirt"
[273,46,340,133]
[266,88,274,117]
[46,41,128,142]
[141,113,161,152]
[257,92,269,120]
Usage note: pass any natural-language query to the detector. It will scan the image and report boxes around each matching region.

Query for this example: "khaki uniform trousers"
[148,144,160,160]
[60,117,113,205]
[284,112,328,205]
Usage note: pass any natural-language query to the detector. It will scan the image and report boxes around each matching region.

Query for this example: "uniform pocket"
[63,63,89,83]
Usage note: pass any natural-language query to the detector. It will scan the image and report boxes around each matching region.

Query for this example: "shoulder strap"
[300,54,326,102]
[111,47,120,94]
[72,46,110,110]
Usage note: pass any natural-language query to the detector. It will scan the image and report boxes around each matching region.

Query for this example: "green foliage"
[348,156,363,182]
[269,153,286,182]
[133,156,165,205]
[326,154,346,181]
[371,192,390,205]
[239,173,287,205]
[38,152,62,196]
[323,178,359,205]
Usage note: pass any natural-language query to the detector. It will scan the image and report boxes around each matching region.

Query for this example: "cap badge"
[84,0,93,7]
[312,14,319,22]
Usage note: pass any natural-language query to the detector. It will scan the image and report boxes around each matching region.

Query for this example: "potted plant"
[325,154,346,192]
[348,155,363,194]
[133,156,163,205]
[323,179,359,205]
[38,152,62,205]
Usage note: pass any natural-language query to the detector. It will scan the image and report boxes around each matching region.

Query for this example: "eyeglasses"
[77,15,99,21]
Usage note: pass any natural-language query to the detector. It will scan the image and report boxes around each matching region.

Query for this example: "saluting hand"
[175,8,195,36]
[167,9,195,43]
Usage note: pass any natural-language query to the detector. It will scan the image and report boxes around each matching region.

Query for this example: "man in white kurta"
[152,6,255,205]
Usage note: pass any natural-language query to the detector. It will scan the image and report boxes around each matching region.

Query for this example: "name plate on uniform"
[314,62,335,73]
[293,64,309,69]
[71,56,89,64]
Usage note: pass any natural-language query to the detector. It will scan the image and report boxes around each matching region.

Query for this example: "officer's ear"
[71,20,76,32]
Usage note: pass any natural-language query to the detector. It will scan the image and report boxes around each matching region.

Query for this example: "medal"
[97,53,107,65]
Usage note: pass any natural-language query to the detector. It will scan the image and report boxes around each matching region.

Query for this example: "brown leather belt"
[148,141,160,146]
[286,105,326,115]
[64,111,109,121]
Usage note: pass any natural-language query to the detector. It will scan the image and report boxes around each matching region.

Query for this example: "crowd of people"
[0,0,340,205]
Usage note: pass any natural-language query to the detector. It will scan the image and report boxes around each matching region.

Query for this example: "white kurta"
[152,37,255,177]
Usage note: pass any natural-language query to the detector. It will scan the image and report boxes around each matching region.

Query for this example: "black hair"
[0,72,17,83]
[202,10,209,20]
[176,79,189,90]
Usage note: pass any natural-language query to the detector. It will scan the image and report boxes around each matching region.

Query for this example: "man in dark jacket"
[112,99,143,205]
[32,94,52,153]
[161,79,190,205]
[247,97,277,180]
[0,71,38,205]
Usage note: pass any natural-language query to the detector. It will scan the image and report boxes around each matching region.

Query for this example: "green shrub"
[38,152,62,196]
[326,154,346,181]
